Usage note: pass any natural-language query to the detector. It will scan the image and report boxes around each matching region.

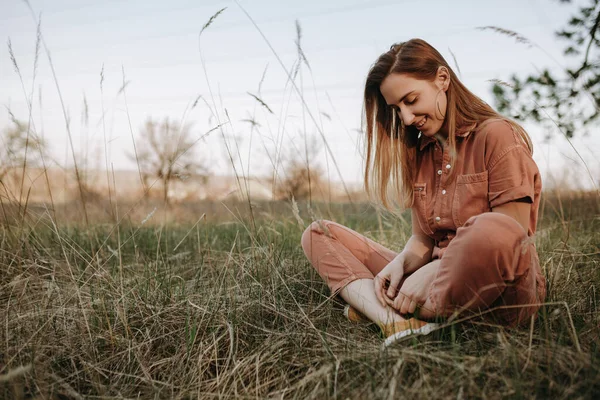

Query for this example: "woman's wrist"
[400,235,433,273]
[402,255,428,274]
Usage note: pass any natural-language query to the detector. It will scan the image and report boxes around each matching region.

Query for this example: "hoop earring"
[434,89,446,119]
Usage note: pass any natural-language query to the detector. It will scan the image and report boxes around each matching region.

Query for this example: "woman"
[301,38,546,345]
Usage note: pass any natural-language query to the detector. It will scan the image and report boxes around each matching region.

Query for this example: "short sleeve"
[484,120,540,209]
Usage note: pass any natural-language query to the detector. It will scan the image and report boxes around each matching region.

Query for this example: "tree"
[274,157,324,201]
[272,135,325,201]
[490,0,600,138]
[128,117,210,204]
[0,118,47,182]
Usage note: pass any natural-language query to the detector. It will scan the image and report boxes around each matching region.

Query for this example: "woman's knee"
[463,212,527,239]
[456,212,527,258]
[301,219,333,254]
[428,261,506,316]
[430,213,530,312]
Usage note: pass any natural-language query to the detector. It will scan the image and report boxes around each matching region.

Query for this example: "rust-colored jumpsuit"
[301,119,546,326]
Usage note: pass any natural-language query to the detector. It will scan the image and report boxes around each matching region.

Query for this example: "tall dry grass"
[1,193,599,398]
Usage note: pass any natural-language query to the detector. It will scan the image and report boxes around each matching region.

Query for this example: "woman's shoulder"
[472,117,532,167]
[474,117,524,150]
[475,117,514,136]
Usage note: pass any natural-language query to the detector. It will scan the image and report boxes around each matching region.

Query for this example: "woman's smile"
[415,116,427,129]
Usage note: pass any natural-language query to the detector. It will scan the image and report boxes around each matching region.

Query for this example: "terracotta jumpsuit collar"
[418,122,478,151]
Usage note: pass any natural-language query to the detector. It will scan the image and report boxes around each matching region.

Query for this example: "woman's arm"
[373,208,434,306]
[400,208,435,273]
[380,210,435,313]
[483,119,539,234]
[492,199,531,234]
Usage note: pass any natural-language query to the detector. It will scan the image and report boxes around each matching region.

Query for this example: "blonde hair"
[362,38,533,210]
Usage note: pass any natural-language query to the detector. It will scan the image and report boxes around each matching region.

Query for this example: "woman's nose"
[400,107,415,126]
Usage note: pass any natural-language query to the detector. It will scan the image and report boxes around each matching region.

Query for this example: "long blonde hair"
[362,39,532,210]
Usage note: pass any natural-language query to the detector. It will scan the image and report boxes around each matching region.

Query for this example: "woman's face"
[379,68,449,137]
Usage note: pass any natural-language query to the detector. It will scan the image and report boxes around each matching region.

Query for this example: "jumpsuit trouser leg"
[301,212,546,325]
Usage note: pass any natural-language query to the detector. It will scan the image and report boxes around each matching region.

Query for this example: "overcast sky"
[1,0,598,190]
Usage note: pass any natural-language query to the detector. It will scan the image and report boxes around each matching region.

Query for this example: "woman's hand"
[374,254,407,308]
[392,260,440,315]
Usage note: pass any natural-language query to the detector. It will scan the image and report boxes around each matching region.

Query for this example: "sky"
[1,0,599,190]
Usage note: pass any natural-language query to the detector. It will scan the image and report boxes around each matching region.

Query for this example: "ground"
[1,193,598,399]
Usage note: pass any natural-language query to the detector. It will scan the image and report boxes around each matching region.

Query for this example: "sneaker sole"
[343,305,371,324]
[343,304,351,320]
[382,322,440,348]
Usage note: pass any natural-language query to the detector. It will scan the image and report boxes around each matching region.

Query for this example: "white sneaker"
[343,304,371,323]
[381,320,440,348]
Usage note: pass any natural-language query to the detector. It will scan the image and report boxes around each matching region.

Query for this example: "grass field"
[3,3,600,398]
[1,192,599,399]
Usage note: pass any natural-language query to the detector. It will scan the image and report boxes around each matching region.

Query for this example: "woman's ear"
[437,66,450,92]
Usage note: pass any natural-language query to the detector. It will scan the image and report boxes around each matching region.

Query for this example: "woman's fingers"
[374,275,387,307]
[384,292,395,308]
[386,273,402,299]
[407,299,417,314]
[373,275,383,306]
[401,295,412,315]
[393,292,416,315]
[392,292,404,311]
[409,299,418,314]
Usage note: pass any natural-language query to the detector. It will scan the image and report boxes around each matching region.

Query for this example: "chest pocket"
[413,182,434,235]
[452,171,490,227]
